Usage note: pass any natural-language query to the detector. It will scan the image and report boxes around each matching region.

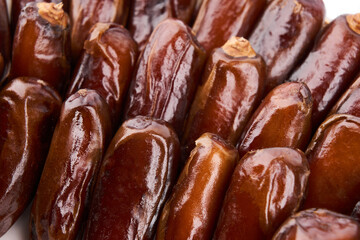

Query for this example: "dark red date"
[192,0,267,53]
[182,37,265,160]
[238,82,312,157]
[156,133,238,239]
[0,77,61,237]
[66,23,138,128]
[289,13,360,128]
[83,116,180,239]
[10,2,71,93]
[273,209,360,240]
[124,19,206,135]
[0,0,10,83]
[303,114,360,214]
[249,0,325,93]
[30,90,112,240]
[214,147,309,239]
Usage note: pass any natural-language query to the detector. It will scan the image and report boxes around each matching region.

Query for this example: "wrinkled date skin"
[0,0,10,82]
[30,90,112,240]
[289,14,360,129]
[11,0,69,33]
[83,116,180,240]
[124,19,206,135]
[10,2,71,93]
[303,114,360,214]
[352,202,360,221]
[249,0,325,93]
[329,74,360,118]
[213,147,309,240]
[273,209,360,240]
[238,82,312,157]
[156,133,238,239]
[182,37,265,160]
[192,0,267,53]
[70,0,129,61]
[128,0,197,51]
[67,23,138,128]
[0,77,62,237]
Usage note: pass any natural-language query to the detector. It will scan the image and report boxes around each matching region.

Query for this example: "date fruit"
[273,209,360,240]
[30,89,112,240]
[249,0,325,93]
[156,133,238,239]
[289,13,360,128]
[10,2,71,93]
[329,74,360,118]
[213,147,309,239]
[303,114,360,214]
[182,37,265,160]
[124,19,206,135]
[128,0,197,51]
[0,77,61,237]
[67,23,138,128]
[83,116,180,239]
[70,0,129,61]
[238,82,312,157]
[192,0,267,53]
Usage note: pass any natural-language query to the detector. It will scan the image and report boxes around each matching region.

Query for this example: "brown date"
[0,0,10,82]
[352,202,360,221]
[0,77,62,237]
[192,0,267,53]
[123,19,206,135]
[303,114,360,214]
[238,82,312,157]
[30,89,112,240]
[156,133,238,239]
[10,2,71,93]
[329,74,360,118]
[249,0,325,93]
[66,23,138,128]
[83,116,180,239]
[70,0,129,61]
[213,147,309,239]
[289,13,360,129]
[11,0,69,34]
[182,37,265,160]
[273,209,360,240]
[128,0,197,51]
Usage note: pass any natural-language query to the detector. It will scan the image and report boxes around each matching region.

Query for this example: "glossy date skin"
[10,2,71,93]
[124,19,206,135]
[192,0,267,53]
[30,90,112,240]
[289,14,360,129]
[128,0,197,51]
[67,23,138,128]
[273,209,360,240]
[156,133,238,240]
[0,0,10,82]
[182,37,265,160]
[329,74,360,118]
[70,0,129,61]
[249,0,325,93]
[0,77,62,237]
[238,82,312,157]
[213,147,309,239]
[11,0,69,33]
[84,116,180,240]
[303,114,360,214]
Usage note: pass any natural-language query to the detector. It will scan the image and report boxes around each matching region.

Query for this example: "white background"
[1,0,360,239]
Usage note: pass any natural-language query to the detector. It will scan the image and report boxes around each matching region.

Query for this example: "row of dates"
[1,0,360,239]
